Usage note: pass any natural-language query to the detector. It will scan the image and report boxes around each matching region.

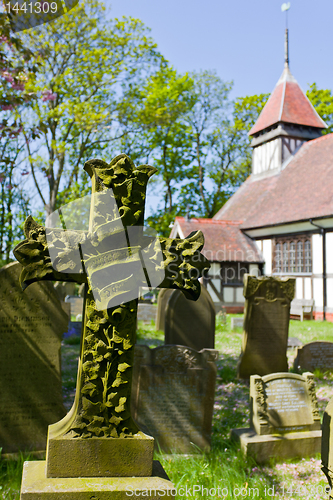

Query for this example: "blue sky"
[108,0,333,99]
[107,0,333,216]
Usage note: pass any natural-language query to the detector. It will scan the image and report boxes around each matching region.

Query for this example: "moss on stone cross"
[14,154,210,440]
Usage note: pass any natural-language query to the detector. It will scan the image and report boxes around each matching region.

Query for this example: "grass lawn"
[1,315,333,499]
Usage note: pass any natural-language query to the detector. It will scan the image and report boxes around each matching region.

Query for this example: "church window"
[275,243,282,272]
[290,242,296,272]
[297,241,303,272]
[305,240,312,273]
[273,237,312,273]
[282,242,289,272]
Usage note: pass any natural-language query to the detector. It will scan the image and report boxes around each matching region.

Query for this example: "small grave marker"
[294,341,333,372]
[232,372,321,462]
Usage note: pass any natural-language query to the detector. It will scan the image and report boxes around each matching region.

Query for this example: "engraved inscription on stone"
[248,300,289,355]
[250,372,321,436]
[0,262,68,454]
[237,275,295,378]
[131,345,218,453]
[294,342,333,372]
[265,378,313,429]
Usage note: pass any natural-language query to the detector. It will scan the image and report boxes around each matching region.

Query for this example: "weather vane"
[281,2,291,29]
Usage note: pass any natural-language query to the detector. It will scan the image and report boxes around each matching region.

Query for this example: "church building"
[170,31,333,320]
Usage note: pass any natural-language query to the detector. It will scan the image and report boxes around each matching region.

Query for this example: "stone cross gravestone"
[131,345,218,453]
[164,286,215,350]
[294,341,333,372]
[155,288,173,331]
[231,372,321,463]
[0,262,67,456]
[237,274,295,379]
[15,154,209,498]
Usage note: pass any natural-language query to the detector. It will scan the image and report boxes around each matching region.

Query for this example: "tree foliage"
[307,83,333,134]
[3,0,332,253]
[20,0,162,216]
[134,70,269,233]
[0,14,37,264]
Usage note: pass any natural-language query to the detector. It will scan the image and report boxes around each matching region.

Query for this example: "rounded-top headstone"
[155,289,174,332]
[164,286,215,350]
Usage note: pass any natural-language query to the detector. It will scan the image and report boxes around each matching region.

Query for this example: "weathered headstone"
[288,337,302,349]
[165,286,215,351]
[15,154,209,498]
[232,372,321,463]
[237,274,295,379]
[53,281,76,301]
[155,288,173,331]
[131,345,218,453]
[322,398,333,498]
[64,294,84,317]
[0,262,67,455]
[231,316,244,330]
[294,341,333,372]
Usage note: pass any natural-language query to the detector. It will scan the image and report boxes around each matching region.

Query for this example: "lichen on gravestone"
[14,154,210,447]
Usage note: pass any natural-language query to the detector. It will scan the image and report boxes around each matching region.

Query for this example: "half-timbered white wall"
[262,240,272,274]
[326,233,333,312]
[254,232,333,316]
[252,139,280,175]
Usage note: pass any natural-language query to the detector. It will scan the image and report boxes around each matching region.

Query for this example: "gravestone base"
[21,460,175,499]
[47,432,154,477]
[231,428,322,464]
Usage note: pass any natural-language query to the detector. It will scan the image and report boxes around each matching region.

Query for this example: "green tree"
[307,83,333,134]
[184,81,269,218]
[185,71,233,217]
[0,14,38,264]
[119,65,196,215]
[20,0,161,216]
[136,70,269,231]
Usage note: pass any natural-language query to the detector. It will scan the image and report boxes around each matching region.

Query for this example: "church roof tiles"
[170,218,264,263]
[249,65,327,136]
[213,133,333,229]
